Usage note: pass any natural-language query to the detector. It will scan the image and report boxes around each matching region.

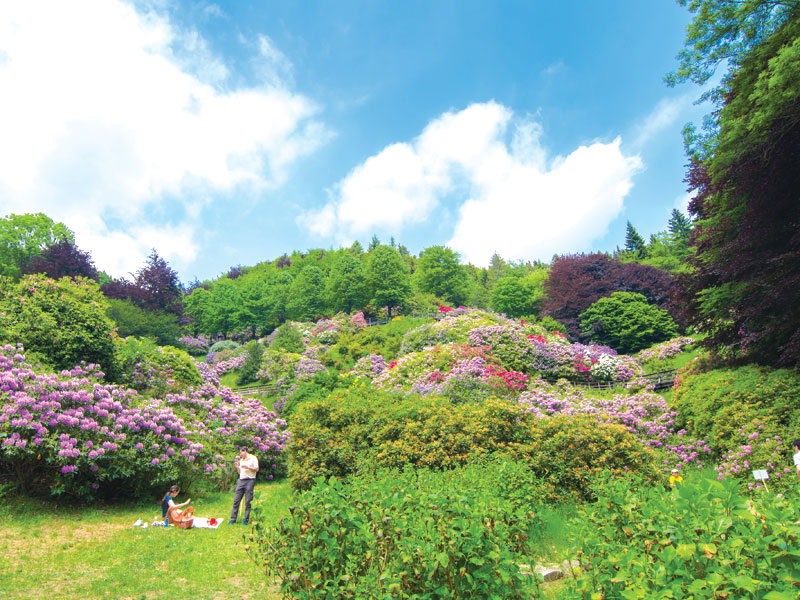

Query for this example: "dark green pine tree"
[624,221,647,258]
[368,234,381,252]
[667,209,692,245]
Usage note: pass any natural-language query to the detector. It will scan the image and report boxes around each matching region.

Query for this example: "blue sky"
[0,1,708,282]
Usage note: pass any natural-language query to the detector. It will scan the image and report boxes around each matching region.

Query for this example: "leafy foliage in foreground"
[247,463,547,600]
[564,473,800,599]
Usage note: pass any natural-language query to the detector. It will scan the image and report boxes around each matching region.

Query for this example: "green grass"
[0,481,293,600]
[219,371,239,388]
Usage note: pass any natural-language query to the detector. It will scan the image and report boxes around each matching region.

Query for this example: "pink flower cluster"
[0,344,290,497]
[518,379,711,471]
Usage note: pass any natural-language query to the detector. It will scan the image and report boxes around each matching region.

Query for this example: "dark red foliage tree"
[101,250,183,315]
[542,253,678,338]
[134,250,184,315]
[673,9,800,368]
[21,239,99,281]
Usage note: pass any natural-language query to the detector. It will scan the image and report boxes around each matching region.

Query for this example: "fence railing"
[543,368,679,391]
[363,312,444,327]
[232,383,278,394]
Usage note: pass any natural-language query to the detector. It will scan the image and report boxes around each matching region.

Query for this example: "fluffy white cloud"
[0,0,329,276]
[301,101,641,265]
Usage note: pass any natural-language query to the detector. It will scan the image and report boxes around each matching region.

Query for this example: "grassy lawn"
[0,481,292,600]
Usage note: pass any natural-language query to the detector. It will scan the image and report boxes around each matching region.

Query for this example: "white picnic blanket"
[191,517,222,529]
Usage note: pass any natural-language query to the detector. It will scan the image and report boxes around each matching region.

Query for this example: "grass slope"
[0,481,291,600]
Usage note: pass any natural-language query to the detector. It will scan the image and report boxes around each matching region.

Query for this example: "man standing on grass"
[229,446,259,525]
[793,440,800,481]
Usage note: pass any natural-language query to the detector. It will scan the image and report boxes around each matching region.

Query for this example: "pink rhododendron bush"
[351,309,641,396]
[518,379,712,473]
[0,344,289,498]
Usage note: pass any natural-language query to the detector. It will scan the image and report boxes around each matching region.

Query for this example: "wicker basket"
[167,505,194,529]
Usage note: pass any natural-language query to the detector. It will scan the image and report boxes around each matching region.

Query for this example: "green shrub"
[236,340,265,386]
[672,363,800,455]
[579,291,679,354]
[209,339,239,354]
[270,322,305,354]
[289,391,660,501]
[0,274,118,376]
[563,472,800,599]
[279,370,349,423]
[247,462,547,599]
[106,298,182,346]
[536,315,568,336]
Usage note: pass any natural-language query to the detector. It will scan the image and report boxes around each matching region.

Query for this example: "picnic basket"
[167,505,194,529]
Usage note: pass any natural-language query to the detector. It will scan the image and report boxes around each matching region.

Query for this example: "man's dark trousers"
[230,478,256,522]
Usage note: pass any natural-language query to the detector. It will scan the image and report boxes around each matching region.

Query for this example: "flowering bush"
[349,311,367,329]
[399,310,504,354]
[178,334,211,356]
[518,380,711,474]
[0,344,289,498]
[289,392,659,501]
[116,337,202,397]
[637,336,696,365]
[672,363,800,457]
[349,354,387,380]
[714,421,794,494]
[371,344,510,398]
[256,350,325,387]
[0,274,118,376]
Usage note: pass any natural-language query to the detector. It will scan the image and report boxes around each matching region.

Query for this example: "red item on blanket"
[208,518,218,526]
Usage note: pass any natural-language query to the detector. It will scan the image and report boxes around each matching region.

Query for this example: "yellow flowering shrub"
[289,389,661,500]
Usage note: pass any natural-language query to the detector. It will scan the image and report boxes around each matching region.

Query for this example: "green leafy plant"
[563,472,800,599]
[579,291,679,354]
[246,463,547,599]
[0,274,118,376]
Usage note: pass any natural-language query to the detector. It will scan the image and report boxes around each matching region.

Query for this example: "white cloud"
[674,192,693,215]
[301,101,641,266]
[0,0,329,277]
[631,92,696,148]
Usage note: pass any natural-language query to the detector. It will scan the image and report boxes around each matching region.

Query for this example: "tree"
[543,253,678,337]
[624,221,647,258]
[0,213,74,279]
[667,209,692,247]
[672,1,800,367]
[415,246,469,306]
[106,298,182,346]
[286,266,327,321]
[579,292,679,354]
[325,252,368,313]
[490,277,535,318]
[21,238,99,281]
[366,245,412,318]
[368,235,381,252]
[134,250,184,315]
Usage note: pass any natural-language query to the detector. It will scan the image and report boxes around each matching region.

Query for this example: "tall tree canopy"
[0,213,74,279]
[673,0,800,367]
[415,246,469,306]
[366,245,412,318]
[21,238,98,281]
[543,253,678,338]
